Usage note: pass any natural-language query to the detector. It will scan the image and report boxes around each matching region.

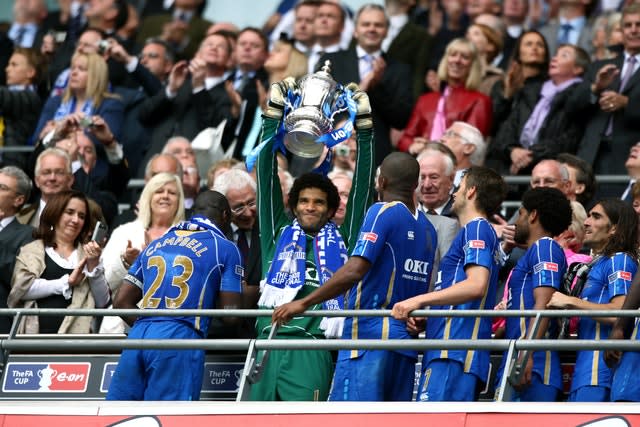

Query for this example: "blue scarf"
[53,96,95,122]
[173,214,228,240]
[259,219,347,337]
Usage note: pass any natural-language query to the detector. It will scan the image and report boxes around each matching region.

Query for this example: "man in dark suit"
[226,27,270,161]
[0,166,34,333]
[567,4,640,197]
[137,32,233,176]
[6,0,48,49]
[383,0,432,99]
[212,169,261,338]
[136,0,211,60]
[320,4,413,166]
[538,0,593,57]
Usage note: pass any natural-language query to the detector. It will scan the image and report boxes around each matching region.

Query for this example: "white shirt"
[382,14,408,52]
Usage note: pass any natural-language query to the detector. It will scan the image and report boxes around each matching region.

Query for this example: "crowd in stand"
[3,0,640,402]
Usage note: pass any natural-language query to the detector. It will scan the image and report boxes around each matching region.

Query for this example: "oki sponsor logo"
[404,259,430,275]
[2,362,90,392]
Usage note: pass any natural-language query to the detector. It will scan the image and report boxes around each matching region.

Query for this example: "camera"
[335,145,350,157]
[79,116,94,129]
[97,39,110,55]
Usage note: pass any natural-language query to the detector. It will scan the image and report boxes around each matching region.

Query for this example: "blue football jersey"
[424,217,502,380]
[341,201,437,359]
[572,253,637,391]
[502,237,567,390]
[125,217,243,335]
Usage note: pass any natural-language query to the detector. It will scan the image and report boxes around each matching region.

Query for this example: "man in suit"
[416,144,460,288]
[320,4,413,166]
[136,0,211,60]
[226,27,269,161]
[213,168,261,338]
[308,1,346,72]
[137,32,232,175]
[440,121,487,187]
[383,0,432,99]
[7,0,48,49]
[539,0,593,57]
[0,166,34,333]
[567,4,640,197]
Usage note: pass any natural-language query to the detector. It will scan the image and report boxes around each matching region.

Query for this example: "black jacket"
[490,79,584,174]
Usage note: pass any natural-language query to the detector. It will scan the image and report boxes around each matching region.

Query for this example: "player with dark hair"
[274,152,437,401]
[106,190,243,401]
[495,187,572,401]
[392,166,507,401]
[549,199,638,401]
[249,79,375,401]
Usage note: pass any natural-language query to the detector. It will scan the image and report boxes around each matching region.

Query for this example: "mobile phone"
[91,221,108,243]
[335,145,350,157]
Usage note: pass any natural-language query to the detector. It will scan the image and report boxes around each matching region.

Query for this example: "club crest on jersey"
[360,232,378,243]
[608,270,632,283]
[407,230,414,240]
[534,261,559,273]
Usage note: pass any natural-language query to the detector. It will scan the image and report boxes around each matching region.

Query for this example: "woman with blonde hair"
[398,38,492,154]
[33,52,124,144]
[265,35,308,84]
[99,173,185,333]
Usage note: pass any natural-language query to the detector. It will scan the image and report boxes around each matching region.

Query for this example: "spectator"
[290,0,321,55]
[398,38,492,154]
[548,199,638,401]
[491,44,589,176]
[498,0,528,70]
[212,169,262,323]
[264,34,308,85]
[392,166,506,401]
[592,12,623,61]
[106,190,242,401]
[17,148,75,227]
[440,121,487,172]
[465,23,504,95]
[539,0,593,57]
[557,152,596,208]
[328,171,351,226]
[0,166,34,333]
[7,0,48,49]
[99,172,185,333]
[383,0,433,99]
[1,47,44,170]
[489,30,549,137]
[416,145,456,216]
[8,190,110,334]
[321,4,413,166]
[273,152,436,401]
[308,1,346,72]
[495,187,572,401]
[137,33,232,174]
[226,27,270,160]
[567,4,640,196]
[34,52,125,147]
[136,0,210,60]
[206,158,240,189]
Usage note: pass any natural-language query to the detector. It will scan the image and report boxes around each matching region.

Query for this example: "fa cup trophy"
[283,60,342,158]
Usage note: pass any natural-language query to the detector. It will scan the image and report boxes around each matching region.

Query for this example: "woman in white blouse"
[9,190,110,333]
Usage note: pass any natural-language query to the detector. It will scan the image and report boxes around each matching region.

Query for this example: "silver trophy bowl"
[284,61,339,158]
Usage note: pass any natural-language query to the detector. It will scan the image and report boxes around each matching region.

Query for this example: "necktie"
[14,26,26,47]
[236,229,250,268]
[619,56,637,92]
[605,56,637,135]
[68,12,83,43]
[235,73,250,92]
[361,54,374,80]
[558,23,573,45]
[427,209,437,215]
